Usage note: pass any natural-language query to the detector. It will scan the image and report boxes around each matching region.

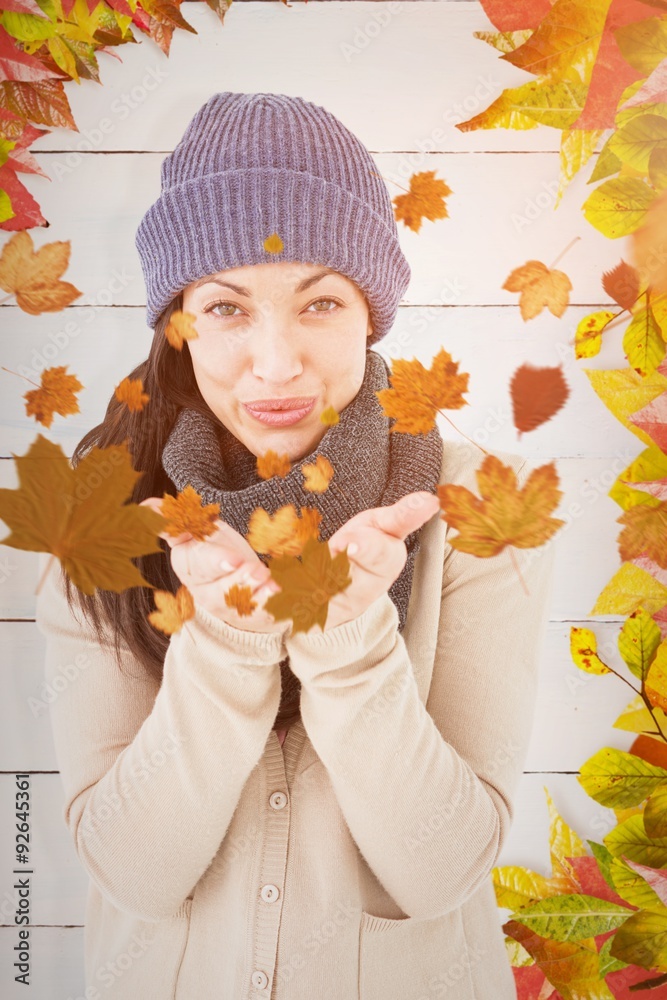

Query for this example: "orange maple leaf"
[302,455,334,493]
[224,583,257,617]
[256,449,292,480]
[436,454,564,557]
[502,260,572,320]
[0,434,166,595]
[159,484,220,541]
[24,365,83,428]
[618,501,667,570]
[393,170,452,233]
[165,310,200,350]
[115,376,150,413]
[148,585,195,635]
[263,536,352,635]
[247,504,322,558]
[0,230,82,314]
[375,346,469,435]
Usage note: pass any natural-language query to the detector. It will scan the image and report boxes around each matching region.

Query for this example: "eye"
[203,300,242,319]
[306,297,341,314]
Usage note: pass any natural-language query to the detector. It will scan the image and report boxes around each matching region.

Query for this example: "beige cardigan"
[36,439,556,1000]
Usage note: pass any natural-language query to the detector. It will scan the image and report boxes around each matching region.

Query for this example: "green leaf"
[509,893,633,942]
[611,907,667,971]
[610,114,667,175]
[578,747,667,808]
[609,856,666,910]
[588,135,622,184]
[582,177,656,239]
[646,784,667,839]
[605,813,667,869]
[618,607,662,682]
[587,840,618,893]
[597,934,629,975]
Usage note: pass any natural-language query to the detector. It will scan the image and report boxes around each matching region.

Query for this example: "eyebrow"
[192,267,340,296]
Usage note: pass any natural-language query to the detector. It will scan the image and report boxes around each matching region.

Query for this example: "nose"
[250,323,303,382]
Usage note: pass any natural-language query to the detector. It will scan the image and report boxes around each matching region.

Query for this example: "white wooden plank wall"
[0,2,644,994]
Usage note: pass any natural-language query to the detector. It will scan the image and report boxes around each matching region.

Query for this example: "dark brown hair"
[60,293,219,684]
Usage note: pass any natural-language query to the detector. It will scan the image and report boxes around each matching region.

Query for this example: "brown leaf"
[224,582,256,617]
[510,363,570,436]
[256,450,291,480]
[502,259,572,320]
[602,258,641,312]
[0,230,81,314]
[114,376,150,413]
[393,170,452,233]
[23,364,82,427]
[263,536,352,635]
[375,346,469,435]
[148,585,195,635]
[246,504,322,558]
[164,310,200,350]
[618,501,667,570]
[159,484,220,541]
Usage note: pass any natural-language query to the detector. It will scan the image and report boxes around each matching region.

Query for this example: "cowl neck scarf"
[161,349,443,730]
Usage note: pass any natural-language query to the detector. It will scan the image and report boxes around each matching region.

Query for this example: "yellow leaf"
[557,128,606,207]
[246,504,321,558]
[582,176,655,238]
[263,232,284,254]
[569,625,611,674]
[502,259,572,320]
[574,309,616,359]
[23,365,83,428]
[263,536,353,635]
[473,28,535,54]
[592,562,667,615]
[159,485,220,541]
[622,304,666,377]
[493,865,557,910]
[610,113,667,174]
[436,455,564,557]
[165,310,200,350]
[256,450,292,480]
[613,693,667,735]
[646,642,667,714]
[583,367,667,447]
[301,455,334,493]
[545,787,587,892]
[0,231,82,314]
[147,585,195,636]
[320,405,339,427]
[609,444,667,511]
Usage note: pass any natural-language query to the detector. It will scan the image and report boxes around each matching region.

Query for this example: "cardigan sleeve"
[283,457,556,921]
[35,551,284,923]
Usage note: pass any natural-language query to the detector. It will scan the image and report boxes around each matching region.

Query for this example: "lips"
[243,398,316,427]
[244,397,316,412]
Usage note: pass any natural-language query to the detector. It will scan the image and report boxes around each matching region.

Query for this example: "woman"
[36,92,555,1000]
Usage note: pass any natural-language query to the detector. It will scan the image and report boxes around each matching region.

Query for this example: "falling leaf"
[0,230,81,314]
[320,405,339,427]
[159,484,220,541]
[114,376,150,413]
[148,585,195,635]
[630,186,667,297]
[256,450,291,480]
[436,454,564,557]
[0,434,165,594]
[602,259,641,312]
[263,536,353,635]
[263,232,284,254]
[510,363,570,435]
[502,260,572,320]
[574,310,616,359]
[246,504,322,559]
[23,364,82,428]
[224,583,256,617]
[164,310,200,350]
[393,170,452,233]
[618,499,667,571]
[570,625,612,675]
[375,346,469,435]
[302,455,333,493]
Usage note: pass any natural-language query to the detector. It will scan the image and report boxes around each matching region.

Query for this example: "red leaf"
[477,0,552,31]
[0,163,48,231]
[510,363,570,436]
[0,24,64,83]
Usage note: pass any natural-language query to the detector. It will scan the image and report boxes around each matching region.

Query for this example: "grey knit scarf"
[161,349,443,730]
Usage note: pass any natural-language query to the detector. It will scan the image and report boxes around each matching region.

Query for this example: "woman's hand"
[320,491,441,632]
[139,498,289,636]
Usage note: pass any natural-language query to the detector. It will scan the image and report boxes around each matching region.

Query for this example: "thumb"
[374,491,441,540]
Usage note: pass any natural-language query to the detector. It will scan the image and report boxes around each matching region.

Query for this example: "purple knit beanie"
[134,91,411,348]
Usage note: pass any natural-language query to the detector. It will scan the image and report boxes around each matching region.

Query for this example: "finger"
[369,491,441,540]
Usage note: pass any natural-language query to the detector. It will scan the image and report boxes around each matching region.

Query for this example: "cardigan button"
[260,883,280,903]
[269,791,288,810]
[251,970,269,989]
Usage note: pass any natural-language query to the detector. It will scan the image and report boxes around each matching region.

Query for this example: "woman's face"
[181,261,373,463]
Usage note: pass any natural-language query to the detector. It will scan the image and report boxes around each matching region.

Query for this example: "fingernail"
[347,543,358,556]
[219,559,235,572]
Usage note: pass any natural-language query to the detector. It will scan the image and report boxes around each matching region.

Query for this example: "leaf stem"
[549,236,581,270]
[509,546,530,596]
[2,365,42,390]
[34,553,57,598]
